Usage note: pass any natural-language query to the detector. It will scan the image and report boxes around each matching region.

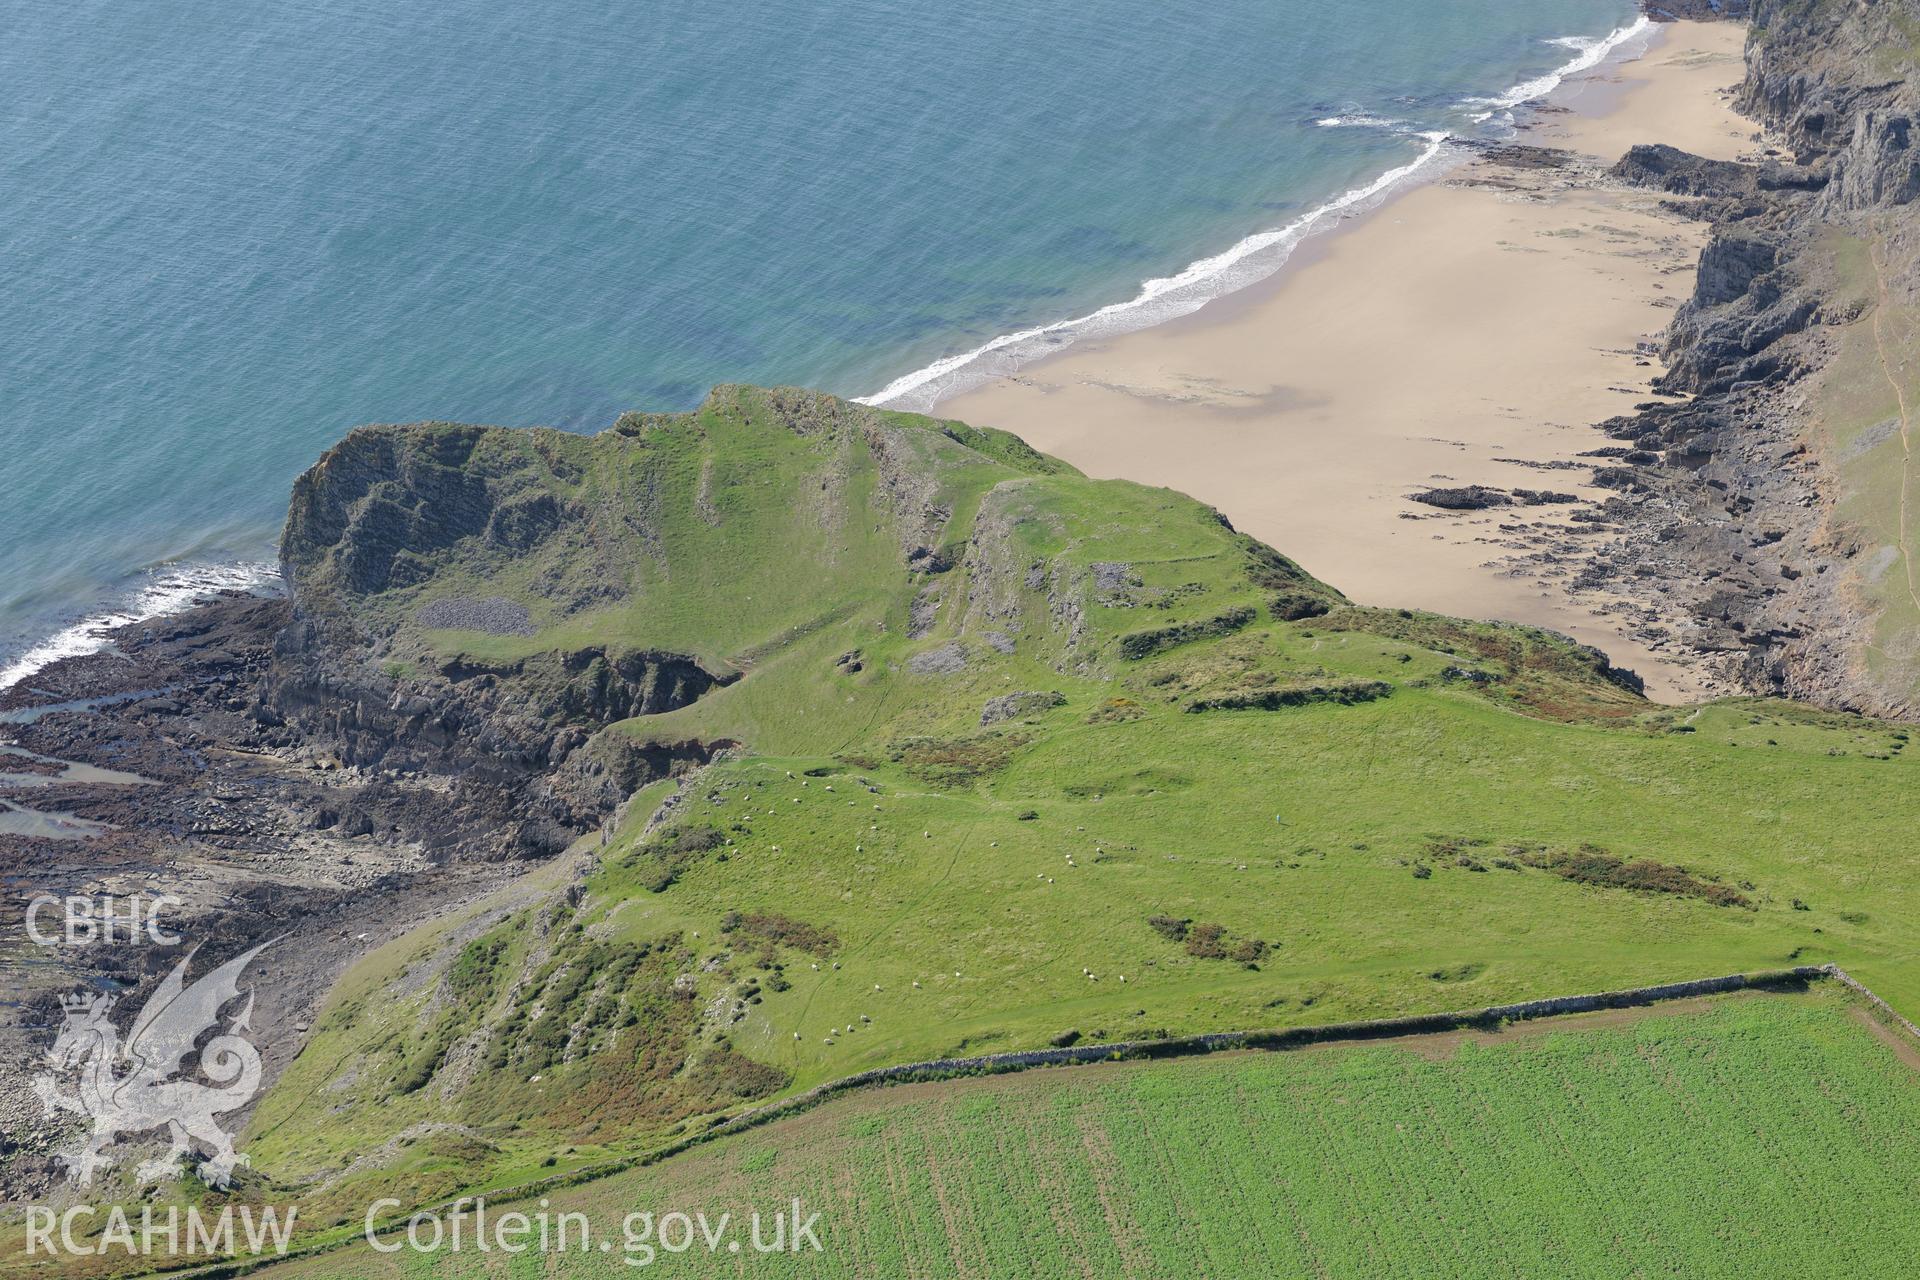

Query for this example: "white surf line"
[855,131,1452,412]
[0,560,281,692]
[1461,15,1654,122]
[854,15,1656,413]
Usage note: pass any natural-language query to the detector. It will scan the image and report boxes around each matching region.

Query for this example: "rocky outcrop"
[1581,0,1920,717]
[1642,0,1751,20]
[1410,486,1578,511]
[252,617,734,858]
[980,690,1065,725]
[284,425,581,600]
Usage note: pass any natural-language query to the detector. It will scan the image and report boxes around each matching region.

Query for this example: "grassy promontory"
[215,386,1920,1222]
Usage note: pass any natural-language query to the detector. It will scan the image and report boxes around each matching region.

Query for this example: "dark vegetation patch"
[381,910,787,1147]
[683,1045,788,1102]
[890,733,1028,787]
[1429,962,1486,984]
[1148,915,1270,966]
[620,824,728,892]
[1426,837,1752,909]
[1186,679,1392,713]
[721,910,839,957]
[1148,914,1191,942]
[1523,845,1752,909]
[1241,538,1331,596]
[1317,606,1645,716]
[1118,605,1256,660]
[1270,589,1334,621]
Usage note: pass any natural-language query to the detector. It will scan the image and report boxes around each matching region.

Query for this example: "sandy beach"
[937,21,1753,700]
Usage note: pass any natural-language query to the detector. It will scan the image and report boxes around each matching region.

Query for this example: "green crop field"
[262,986,1920,1279]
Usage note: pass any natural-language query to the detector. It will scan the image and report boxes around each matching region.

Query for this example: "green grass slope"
[1808,225,1920,710]
[264,986,1920,1279]
[242,387,1920,1219]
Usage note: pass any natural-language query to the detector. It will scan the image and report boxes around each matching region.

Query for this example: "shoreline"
[857,15,1659,414]
[0,15,1670,699]
[0,560,282,694]
[934,20,1754,701]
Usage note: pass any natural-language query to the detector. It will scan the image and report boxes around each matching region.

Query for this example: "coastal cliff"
[1594,0,1920,717]
[6,5,1920,1217]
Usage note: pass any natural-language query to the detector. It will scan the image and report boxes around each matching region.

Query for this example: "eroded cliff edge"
[1593,0,1920,717]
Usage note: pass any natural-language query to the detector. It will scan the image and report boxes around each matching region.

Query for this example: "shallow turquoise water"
[0,0,1638,676]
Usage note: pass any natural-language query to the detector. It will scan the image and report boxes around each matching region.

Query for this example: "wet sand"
[938,21,1752,700]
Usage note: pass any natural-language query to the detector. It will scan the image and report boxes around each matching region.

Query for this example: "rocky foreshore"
[1560,0,1920,718]
[0,580,726,1196]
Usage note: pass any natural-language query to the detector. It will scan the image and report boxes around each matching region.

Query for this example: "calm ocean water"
[1,0,1640,683]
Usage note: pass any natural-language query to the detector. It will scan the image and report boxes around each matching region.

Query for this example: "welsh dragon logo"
[33,941,272,1189]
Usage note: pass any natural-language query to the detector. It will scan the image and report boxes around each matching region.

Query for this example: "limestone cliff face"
[1596,0,1920,717]
[273,421,736,856]
[1741,0,1920,211]
[281,422,598,606]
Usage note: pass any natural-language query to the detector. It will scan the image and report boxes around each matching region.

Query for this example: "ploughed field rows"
[268,987,1920,1278]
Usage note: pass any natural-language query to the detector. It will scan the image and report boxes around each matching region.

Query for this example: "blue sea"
[0,0,1643,684]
